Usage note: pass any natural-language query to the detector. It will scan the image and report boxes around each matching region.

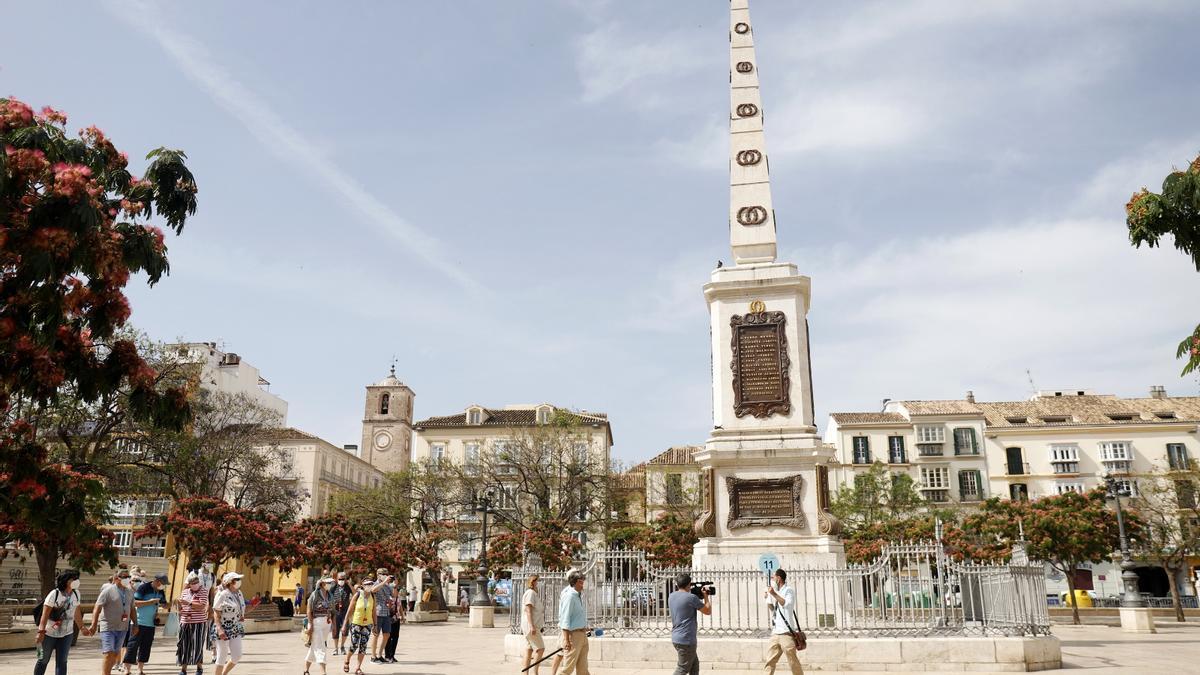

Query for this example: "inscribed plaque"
[730,311,791,418]
[726,475,806,530]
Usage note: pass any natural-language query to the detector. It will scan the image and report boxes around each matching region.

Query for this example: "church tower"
[361,365,414,474]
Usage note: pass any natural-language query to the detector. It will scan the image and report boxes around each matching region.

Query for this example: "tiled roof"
[978,396,1200,428]
[646,446,700,465]
[898,400,983,415]
[829,412,908,425]
[260,427,323,442]
[615,464,646,490]
[413,407,609,429]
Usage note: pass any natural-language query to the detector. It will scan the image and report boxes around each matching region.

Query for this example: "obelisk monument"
[692,0,844,571]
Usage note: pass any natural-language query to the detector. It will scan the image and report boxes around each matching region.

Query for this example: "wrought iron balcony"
[1005,462,1031,476]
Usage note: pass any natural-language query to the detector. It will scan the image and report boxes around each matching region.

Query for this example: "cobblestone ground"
[1,616,1198,674]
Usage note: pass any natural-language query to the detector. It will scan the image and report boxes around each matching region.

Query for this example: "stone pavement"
[1,615,1198,674]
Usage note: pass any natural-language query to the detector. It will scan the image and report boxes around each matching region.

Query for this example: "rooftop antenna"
[1025,368,1037,395]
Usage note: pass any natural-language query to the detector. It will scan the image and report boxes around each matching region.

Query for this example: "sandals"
[342,662,350,673]
[355,670,365,675]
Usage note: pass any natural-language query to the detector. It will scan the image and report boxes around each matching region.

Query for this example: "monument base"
[1118,607,1156,633]
[692,535,845,571]
[469,605,495,628]
[503,634,1062,672]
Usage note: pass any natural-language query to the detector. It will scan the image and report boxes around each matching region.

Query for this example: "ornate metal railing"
[509,541,1050,639]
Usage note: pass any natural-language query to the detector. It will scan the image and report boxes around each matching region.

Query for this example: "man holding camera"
[668,574,712,675]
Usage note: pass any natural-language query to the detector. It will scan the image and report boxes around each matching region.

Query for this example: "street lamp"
[470,489,496,607]
[1102,472,1145,608]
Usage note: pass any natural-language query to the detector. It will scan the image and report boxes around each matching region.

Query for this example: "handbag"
[47,590,69,622]
[774,604,807,651]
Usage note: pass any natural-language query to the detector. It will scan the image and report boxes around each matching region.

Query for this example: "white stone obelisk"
[692,0,844,575]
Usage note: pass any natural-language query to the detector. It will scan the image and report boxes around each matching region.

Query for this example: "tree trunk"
[35,543,59,601]
[1165,563,1185,622]
[1064,568,1080,625]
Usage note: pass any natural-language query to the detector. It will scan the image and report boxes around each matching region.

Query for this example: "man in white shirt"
[763,568,803,674]
[521,574,545,674]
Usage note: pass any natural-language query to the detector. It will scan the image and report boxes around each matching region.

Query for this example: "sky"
[4,0,1199,465]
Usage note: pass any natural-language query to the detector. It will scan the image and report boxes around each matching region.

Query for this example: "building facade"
[258,428,385,519]
[642,446,703,523]
[360,367,415,474]
[411,404,613,584]
[826,387,1200,598]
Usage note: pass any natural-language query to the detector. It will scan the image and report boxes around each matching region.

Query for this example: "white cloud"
[103,0,483,295]
[1075,137,1200,217]
[573,22,709,107]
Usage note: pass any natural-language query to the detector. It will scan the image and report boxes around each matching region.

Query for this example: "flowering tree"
[1130,468,1200,622]
[488,520,584,571]
[1126,153,1200,375]
[137,497,296,572]
[606,515,697,568]
[1,97,197,596]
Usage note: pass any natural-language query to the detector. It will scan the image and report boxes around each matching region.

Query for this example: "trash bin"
[1060,590,1093,608]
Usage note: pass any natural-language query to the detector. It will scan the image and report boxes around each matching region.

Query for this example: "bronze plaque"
[731,311,791,418]
[727,475,805,530]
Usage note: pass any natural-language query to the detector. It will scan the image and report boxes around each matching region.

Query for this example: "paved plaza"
[2,616,1198,674]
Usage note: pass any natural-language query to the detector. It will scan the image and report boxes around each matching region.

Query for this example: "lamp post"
[470,489,496,607]
[1103,474,1145,608]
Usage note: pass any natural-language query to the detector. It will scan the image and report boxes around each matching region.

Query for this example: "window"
[851,436,871,464]
[1005,447,1027,475]
[1155,412,1177,420]
[1050,444,1080,474]
[114,437,146,457]
[1107,414,1135,422]
[1110,479,1138,498]
[468,408,482,425]
[537,407,552,424]
[920,466,950,489]
[1009,483,1029,501]
[1054,482,1085,495]
[379,393,390,415]
[958,470,982,501]
[1006,417,1028,425]
[112,531,132,551]
[666,473,684,505]
[1041,416,1068,424]
[888,436,907,464]
[916,426,945,443]
[1168,443,1190,471]
[431,444,445,467]
[1176,481,1197,509]
[1100,442,1133,471]
[574,442,590,466]
[953,428,979,455]
[458,532,479,560]
[497,485,518,510]
[464,443,480,475]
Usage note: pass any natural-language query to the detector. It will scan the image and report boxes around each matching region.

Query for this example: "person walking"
[330,572,351,656]
[34,570,89,675]
[520,575,546,675]
[668,574,712,675]
[304,576,335,675]
[764,568,803,675]
[197,562,218,666]
[211,572,246,675]
[382,576,400,663]
[557,570,589,675]
[457,586,468,615]
[394,582,408,624]
[89,567,134,675]
[295,583,306,613]
[122,573,169,675]
[369,569,392,664]
[341,578,376,675]
[176,571,210,675]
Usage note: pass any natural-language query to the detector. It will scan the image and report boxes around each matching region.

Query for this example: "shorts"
[525,629,545,650]
[348,624,371,654]
[100,629,127,654]
[374,615,392,634]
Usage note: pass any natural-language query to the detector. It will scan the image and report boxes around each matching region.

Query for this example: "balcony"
[1102,460,1133,474]
[888,453,908,465]
[923,490,950,503]
[851,455,873,465]
[917,444,944,458]
[959,490,983,502]
[1005,462,1031,476]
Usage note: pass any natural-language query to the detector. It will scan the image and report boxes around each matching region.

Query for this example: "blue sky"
[4,0,1199,465]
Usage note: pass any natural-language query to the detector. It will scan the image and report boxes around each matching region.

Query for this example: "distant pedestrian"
[34,569,88,675]
[123,573,169,675]
[342,578,377,675]
[304,577,335,675]
[331,572,351,655]
[408,585,417,612]
[295,582,306,612]
[89,567,134,675]
[521,575,546,675]
[212,572,246,675]
[395,583,408,623]
[176,571,210,674]
[458,586,469,615]
[558,570,590,675]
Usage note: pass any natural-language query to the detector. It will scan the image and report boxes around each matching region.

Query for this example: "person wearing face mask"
[341,578,376,675]
[304,577,336,675]
[176,571,210,675]
[90,567,135,675]
[382,576,400,664]
[211,572,246,675]
[330,572,351,655]
[198,562,217,665]
[122,573,169,675]
[34,569,88,675]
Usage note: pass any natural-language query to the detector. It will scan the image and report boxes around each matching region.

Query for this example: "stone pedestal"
[468,605,495,628]
[1119,606,1156,633]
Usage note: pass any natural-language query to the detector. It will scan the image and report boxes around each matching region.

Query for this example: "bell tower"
[361,365,414,474]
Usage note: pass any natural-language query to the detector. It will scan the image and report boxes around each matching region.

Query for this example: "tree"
[1130,468,1200,622]
[1126,152,1200,375]
[1,97,197,596]
[137,497,295,572]
[829,462,926,531]
[488,520,584,571]
[605,514,697,568]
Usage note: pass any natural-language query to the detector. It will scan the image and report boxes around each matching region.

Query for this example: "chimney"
[343,444,359,457]
[1149,385,1167,399]
[880,398,891,411]
[965,391,976,403]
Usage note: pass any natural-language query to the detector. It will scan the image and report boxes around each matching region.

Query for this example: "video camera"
[690,581,716,599]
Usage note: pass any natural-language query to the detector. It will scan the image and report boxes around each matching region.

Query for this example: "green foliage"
[1126,153,1200,375]
[830,462,926,531]
[605,515,698,568]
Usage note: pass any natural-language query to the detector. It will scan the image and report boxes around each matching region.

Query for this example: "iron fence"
[509,541,1050,639]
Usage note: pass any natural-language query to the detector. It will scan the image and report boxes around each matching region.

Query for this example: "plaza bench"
[244,604,281,622]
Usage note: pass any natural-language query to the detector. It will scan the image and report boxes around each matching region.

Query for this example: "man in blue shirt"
[557,570,589,675]
[122,574,168,674]
[668,573,711,675]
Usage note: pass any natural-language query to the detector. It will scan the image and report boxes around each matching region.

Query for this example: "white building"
[642,446,703,523]
[258,428,385,519]
[170,342,289,423]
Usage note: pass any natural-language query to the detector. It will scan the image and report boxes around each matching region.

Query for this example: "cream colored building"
[411,404,613,581]
[170,342,289,423]
[259,428,385,518]
[359,367,415,474]
[642,446,703,523]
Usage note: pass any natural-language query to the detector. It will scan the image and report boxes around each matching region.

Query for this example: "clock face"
[374,432,392,451]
